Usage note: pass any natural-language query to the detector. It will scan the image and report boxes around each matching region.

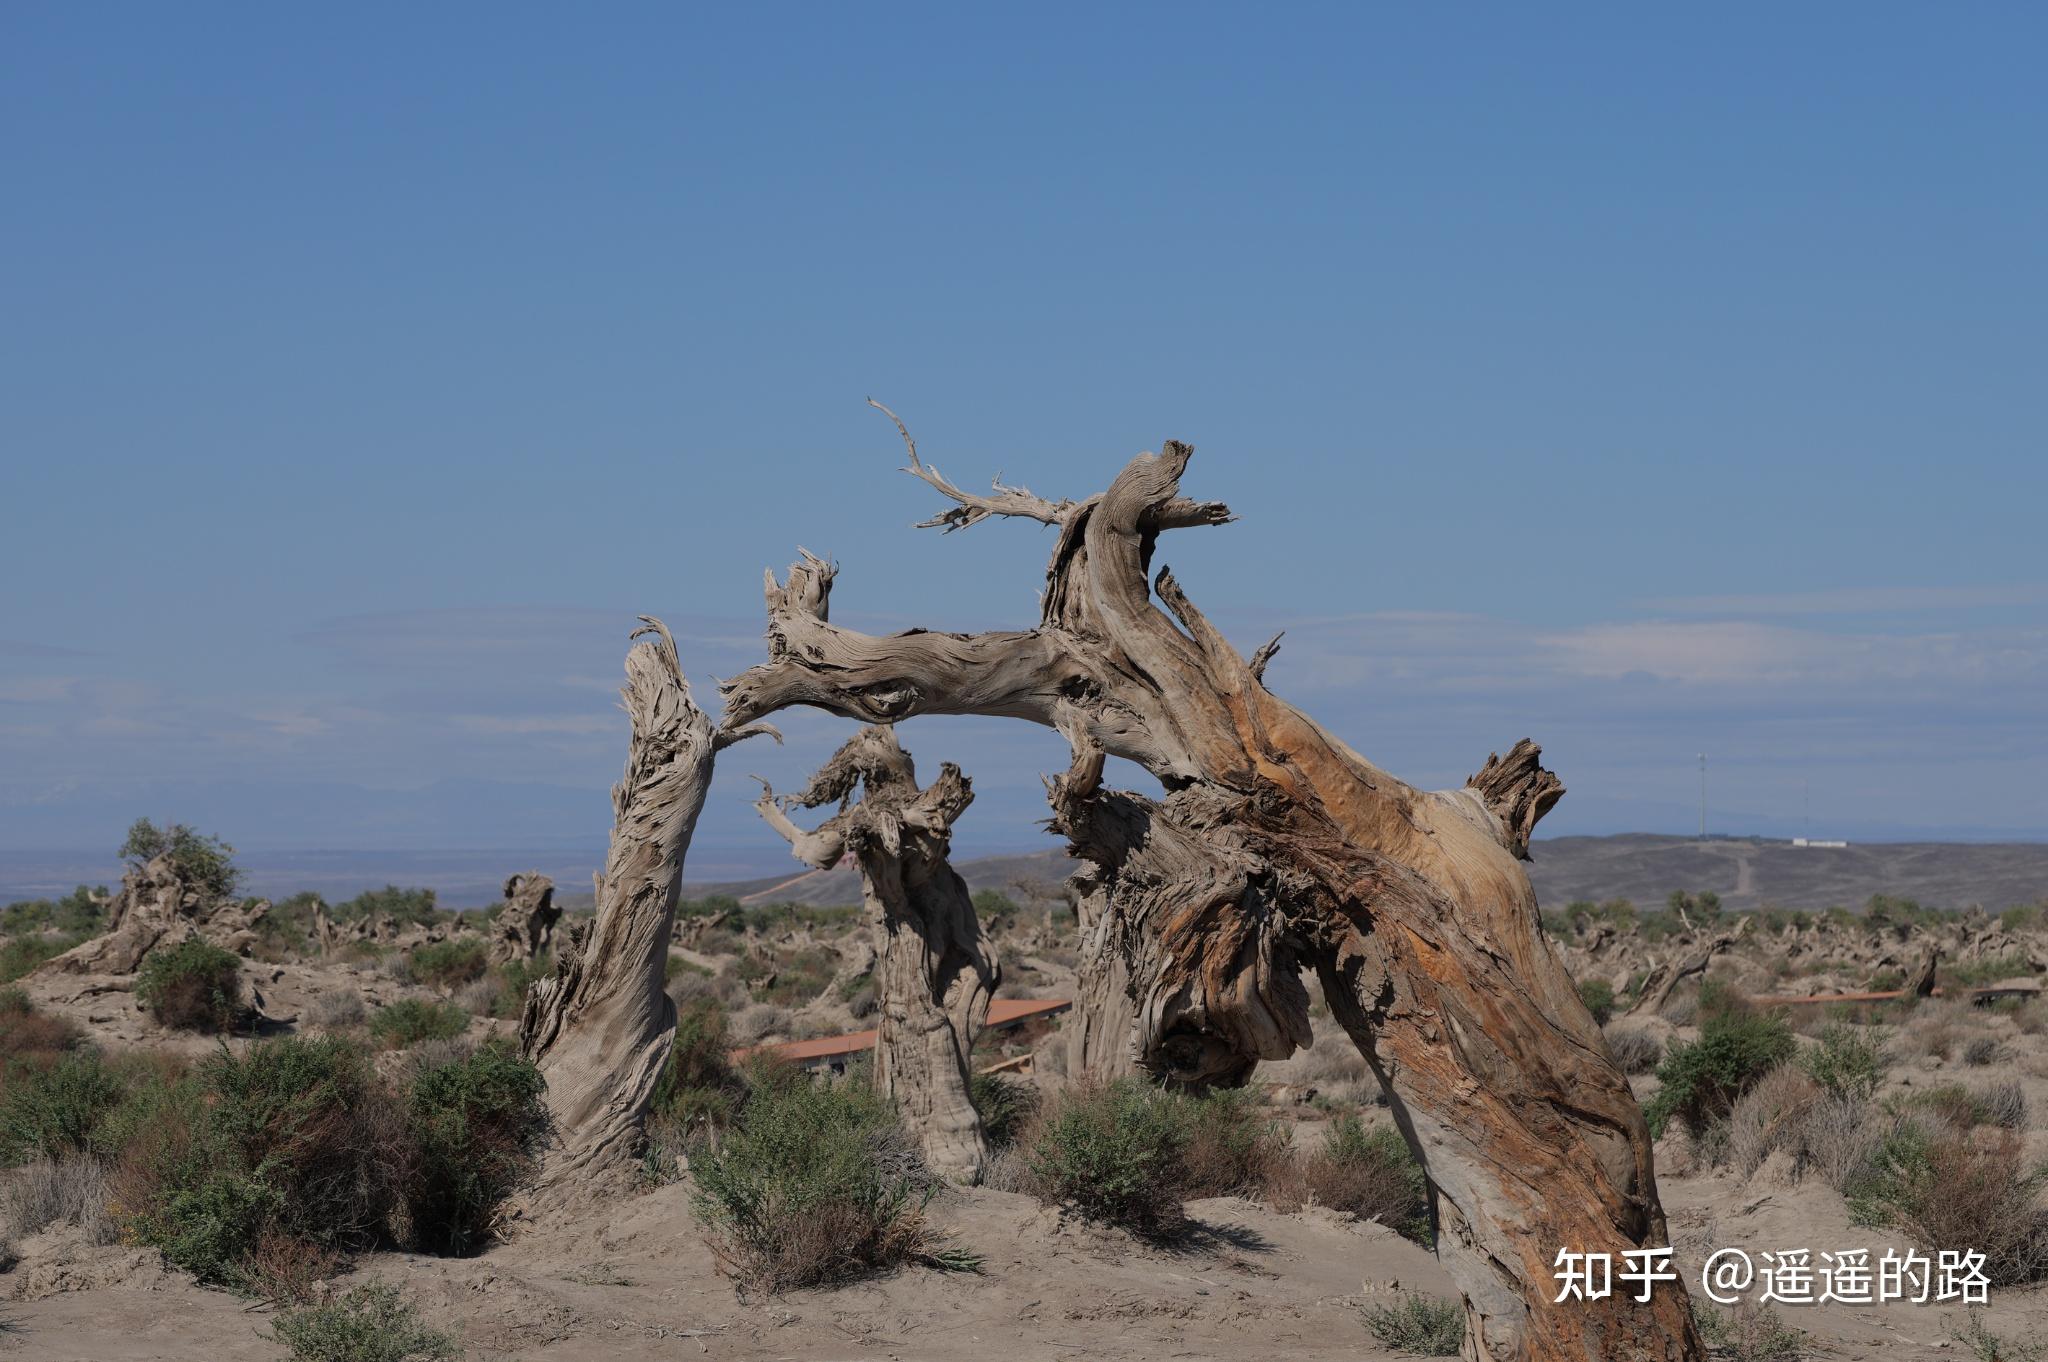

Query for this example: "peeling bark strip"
[756,726,999,1182]
[717,408,1703,1362]
[520,618,771,1200]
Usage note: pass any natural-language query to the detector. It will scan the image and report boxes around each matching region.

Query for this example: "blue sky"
[3,4,2044,868]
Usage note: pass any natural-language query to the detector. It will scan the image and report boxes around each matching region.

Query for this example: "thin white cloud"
[1641,584,2048,616]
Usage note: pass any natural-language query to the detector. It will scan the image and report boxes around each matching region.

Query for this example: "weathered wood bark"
[754,725,999,1181]
[43,854,267,975]
[519,618,770,1199]
[717,410,1703,1361]
[1624,919,1751,1018]
[491,872,561,965]
[1908,944,1940,999]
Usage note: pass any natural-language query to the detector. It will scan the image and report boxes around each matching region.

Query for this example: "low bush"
[1179,1087,1290,1198]
[1799,1023,1887,1101]
[1577,979,1615,1026]
[0,988,84,1069]
[1604,1025,1663,1075]
[333,885,440,927]
[1693,1299,1805,1361]
[369,999,469,1050]
[1360,1294,1464,1356]
[270,1282,460,1362]
[1723,1065,1817,1176]
[649,999,743,1137]
[407,939,488,991]
[135,939,243,1032]
[0,933,89,984]
[1643,1008,1796,1139]
[0,1155,110,1245]
[400,1041,550,1256]
[0,1050,125,1165]
[105,1034,546,1288]
[1025,1078,1191,1233]
[689,1071,955,1291]
[969,1071,1038,1151]
[1294,1116,1431,1243]
[1849,1123,2048,1286]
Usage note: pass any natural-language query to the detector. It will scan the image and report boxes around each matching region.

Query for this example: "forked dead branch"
[715,406,1704,1362]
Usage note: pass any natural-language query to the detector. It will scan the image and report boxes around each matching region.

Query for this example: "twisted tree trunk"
[755,725,999,1181]
[716,409,1702,1361]
[519,618,770,1200]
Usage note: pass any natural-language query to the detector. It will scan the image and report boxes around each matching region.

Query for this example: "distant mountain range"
[4,834,2043,915]
[685,832,2048,916]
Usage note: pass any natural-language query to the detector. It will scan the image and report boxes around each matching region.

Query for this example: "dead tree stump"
[518,618,771,1200]
[492,872,560,965]
[715,408,1703,1361]
[755,725,999,1182]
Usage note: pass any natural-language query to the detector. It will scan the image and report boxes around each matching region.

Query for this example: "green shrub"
[0,1050,124,1164]
[0,932,88,984]
[369,999,468,1050]
[689,1072,946,1290]
[120,819,239,902]
[116,1037,403,1285]
[1026,1079,1190,1233]
[407,939,488,990]
[1643,1009,1795,1138]
[1693,1299,1805,1361]
[401,1042,548,1255]
[1577,979,1615,1026]
[650,999,742,1135]
[135,939,243,1032]
[1360,1295,1464,1355]
[1179,1086,1289,1197]
[1300,1116,1431,1244]
[486,954,550,1020]
[1847,1123,2048,1286]
[1800,1023,1888,1100]
[0,886,106,937]
[334,886,440,927]
[270,1282,460,1362]
[970,1071,1038,1151]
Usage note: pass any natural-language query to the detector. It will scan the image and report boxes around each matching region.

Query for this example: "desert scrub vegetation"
[0,886,105,982]
[1643,1003,1796,1139]
[1798,1022,1888,1101]
[405,938,488,990]
[1576,978,1615,1025]
[134,937,244,1032]
[369,998,469,1049]
[968,1070,1038,1150]
[1845,1121,2048,1286]
[333,884,442,927]
[1692,1299,1805,1361]
[3,1033,546,1295]
[1603,1023,1664,1075]
[400,1040,551,1255]
[648,998,744,1142]
[120,818,240,901]
[1359,1294,1464,1356]
[688,1065,970,1291]
[1285,1115,1431,1242]
[270,1281,460,1362]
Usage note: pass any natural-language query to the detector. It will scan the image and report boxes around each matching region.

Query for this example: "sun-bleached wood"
[755,725,999,1182]
[718,413,1703,1362]
[519,618,772,1200]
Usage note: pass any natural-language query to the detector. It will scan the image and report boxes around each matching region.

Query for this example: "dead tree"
[491,872,561,965]
[754,725,999,1182]
[518,618,771,1199]
[1624,919,1752,1018]
[716,409,1702,1361]
[44,854,268,975]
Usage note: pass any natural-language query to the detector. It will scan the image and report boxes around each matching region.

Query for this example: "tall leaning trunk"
[755,726,998,1181]
[520,618,768,1200]
[716,407,1703,1362]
